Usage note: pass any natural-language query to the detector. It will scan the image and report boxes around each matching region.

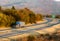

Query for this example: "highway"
[0,18,60,38]
[0,18,51,31]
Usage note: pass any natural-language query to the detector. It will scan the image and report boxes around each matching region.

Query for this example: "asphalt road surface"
[0,18,60,38]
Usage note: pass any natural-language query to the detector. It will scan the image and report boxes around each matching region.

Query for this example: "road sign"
[52,14,56,19]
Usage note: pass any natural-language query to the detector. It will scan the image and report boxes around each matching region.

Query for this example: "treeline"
[44,14,60,18]
[0,6,43,27]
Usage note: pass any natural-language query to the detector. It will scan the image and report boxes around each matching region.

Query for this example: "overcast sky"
[0,0,60,15]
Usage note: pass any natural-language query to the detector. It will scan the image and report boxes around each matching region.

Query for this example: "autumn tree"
[23,8,36,24]
[3,8,21,21]
[0,12,15,27]
[36,14,43,21]
[29,13,36,24]
[2,7,43,26]
[17,8,31,24]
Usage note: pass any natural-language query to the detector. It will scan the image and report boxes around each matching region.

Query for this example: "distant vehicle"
[16,21,25,28]
[10,22,16,28]
[11,21,25,28]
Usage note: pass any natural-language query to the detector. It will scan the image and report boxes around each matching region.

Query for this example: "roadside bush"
[27,34,36,41]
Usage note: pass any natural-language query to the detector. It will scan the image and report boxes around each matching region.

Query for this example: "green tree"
[11,6,16,10]
[0,6,1,10]
[0,6,2,12]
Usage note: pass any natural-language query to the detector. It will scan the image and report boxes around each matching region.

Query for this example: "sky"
[0,0,60,15]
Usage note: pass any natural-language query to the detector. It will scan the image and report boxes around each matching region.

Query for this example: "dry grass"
[0,32,60,41]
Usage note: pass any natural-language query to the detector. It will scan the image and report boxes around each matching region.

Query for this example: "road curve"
[0,18,59,38]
